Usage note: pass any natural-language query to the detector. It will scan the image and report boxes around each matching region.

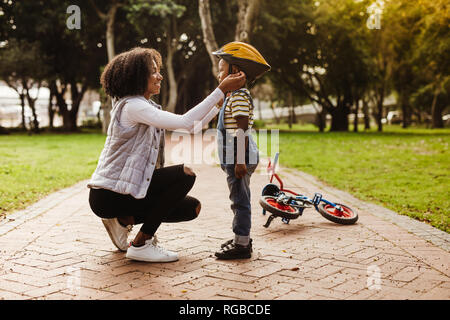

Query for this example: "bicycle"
[259,152,358,228]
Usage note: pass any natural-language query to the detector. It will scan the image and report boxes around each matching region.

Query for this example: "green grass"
[258,125,450,233]
[0,131,106,218]
[1,125,449,233]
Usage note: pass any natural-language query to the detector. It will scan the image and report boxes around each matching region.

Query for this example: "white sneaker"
[101,218,133,252]
[126,236,178,262]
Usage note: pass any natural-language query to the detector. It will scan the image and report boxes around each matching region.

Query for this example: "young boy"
[212,42,270,259]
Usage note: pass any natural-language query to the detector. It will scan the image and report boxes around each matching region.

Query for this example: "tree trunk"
[312,103,326,132]
[60,109,79,132]
[235,0,260,42]
[198,0,219,79]
[106,5,118,62]
[165,18,178,113]
[431,86,444,128]
[102,6,119,133]
[54,93,69,131]
[165,44,178,113]
[375,95,383,132]
[24,85,40,133]
[66,81,87,132]
[290,106,297,126]
[317,110,326,132]
[288,108,292,129]
[287,91,293,129]
[48,83,56,129]
[19,93,26,131]
[257,98,263,121]
[101,98,112,133]
[26,98,40,133]
[416,111,422,124]
[330,105,349,132]
[51,81,84,132]
[270,101,280,124]
[400,91,411,128]
[353,99,359,132]
[291,100,297,124]
[89,0,120,133]
[362,97,370,130]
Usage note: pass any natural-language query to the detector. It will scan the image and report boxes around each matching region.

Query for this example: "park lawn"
[260,125,450,233]
[0,132,106,219]
[0,126,449,234]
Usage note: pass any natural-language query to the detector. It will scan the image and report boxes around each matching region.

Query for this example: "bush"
[0,126,10,135]
[253,119,266,129]
[81,118,102,129]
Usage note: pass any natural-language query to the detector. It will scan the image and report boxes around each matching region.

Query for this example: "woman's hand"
[218,71,246,93]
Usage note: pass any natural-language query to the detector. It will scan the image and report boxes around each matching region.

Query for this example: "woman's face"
[217,59,229,83]
[146,59,163,98]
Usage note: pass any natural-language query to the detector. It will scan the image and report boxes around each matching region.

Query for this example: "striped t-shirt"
[223,88,254,135]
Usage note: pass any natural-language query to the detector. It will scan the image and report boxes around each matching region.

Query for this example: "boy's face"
[217,59,229,84]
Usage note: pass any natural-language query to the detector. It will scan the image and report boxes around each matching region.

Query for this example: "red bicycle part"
[323,204,354,218]
[266,198,297,213]
[270,173,299,196]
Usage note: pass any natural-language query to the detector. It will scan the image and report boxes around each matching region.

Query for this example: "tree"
[367,30,392,132]
[3,0,106,132]
[89,0,125,132]
[0,39,49,132]
[199,0,263,78]
[44,1,105,131]
[254,0,371,132]
[127,0,186,113]
[387,1,421,128]
[412,0,450,128]
[89,0,122,62]
[363,0,392,132]
[411,80,449,127]
[198,0,220,79]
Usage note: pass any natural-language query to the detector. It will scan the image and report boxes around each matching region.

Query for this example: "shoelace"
[129,235,171,255]
[150,235,172,256]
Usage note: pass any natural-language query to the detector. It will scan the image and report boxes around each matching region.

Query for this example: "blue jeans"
[221,162,258,245]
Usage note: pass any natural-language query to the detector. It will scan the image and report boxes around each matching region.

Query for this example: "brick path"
[0,141,449,300]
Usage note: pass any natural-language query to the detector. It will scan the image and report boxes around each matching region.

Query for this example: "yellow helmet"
[212,41,271,82]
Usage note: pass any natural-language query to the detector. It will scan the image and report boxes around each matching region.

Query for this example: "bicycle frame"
[267,152,299,196]
[267,153,340,211]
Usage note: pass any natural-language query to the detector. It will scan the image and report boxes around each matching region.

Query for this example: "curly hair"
[100,47,162,100]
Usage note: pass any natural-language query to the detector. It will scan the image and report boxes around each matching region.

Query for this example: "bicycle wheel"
[317,202,358,225]
[259,196,300,220]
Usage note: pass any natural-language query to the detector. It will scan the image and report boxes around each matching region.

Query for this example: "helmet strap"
[228,64,234,75]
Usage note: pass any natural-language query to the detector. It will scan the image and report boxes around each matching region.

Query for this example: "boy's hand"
[235,163,248,179]
[218,71,246,93]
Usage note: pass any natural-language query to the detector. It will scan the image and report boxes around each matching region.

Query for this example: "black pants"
[89,164,199,236]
